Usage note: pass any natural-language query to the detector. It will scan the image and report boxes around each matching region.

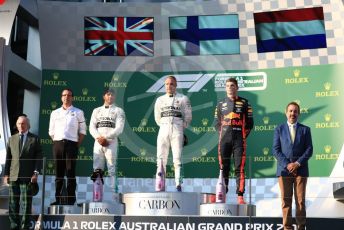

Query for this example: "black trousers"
[218,129,246,195]
[53,140,78,205]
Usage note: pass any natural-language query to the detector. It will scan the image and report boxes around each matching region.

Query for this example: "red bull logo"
[224,112,241,120]
[231,120,243,126]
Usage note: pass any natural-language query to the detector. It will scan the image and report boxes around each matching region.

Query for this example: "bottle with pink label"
[215,169,226,203]
[93,174,103,202]
[155,158,165,192]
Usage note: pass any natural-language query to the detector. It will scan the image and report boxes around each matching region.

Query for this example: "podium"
[122,192,200,216]
[47,192,256,216]
[333,182,344,202]
[82,202,124,214]
[48,205,81,214]
[48,194,124,214]
[200,203,256,216]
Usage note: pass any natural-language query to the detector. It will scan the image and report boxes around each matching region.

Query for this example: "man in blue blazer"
[273,102,313,230]
[4,116,42,230]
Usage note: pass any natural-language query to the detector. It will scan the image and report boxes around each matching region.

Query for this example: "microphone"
[169,94,174,97]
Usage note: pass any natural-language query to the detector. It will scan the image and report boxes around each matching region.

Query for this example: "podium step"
[333,182,344,202]
[123,192,201,216]
[200,203,256,216]
[81,202,124,215]
[48,205,81,214]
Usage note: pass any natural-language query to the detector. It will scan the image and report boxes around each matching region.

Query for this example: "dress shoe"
[50,201,60,206]
[176,185,182,192]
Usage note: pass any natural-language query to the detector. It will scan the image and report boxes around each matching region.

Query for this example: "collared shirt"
[287,122,297,134]
[49,105,87,142]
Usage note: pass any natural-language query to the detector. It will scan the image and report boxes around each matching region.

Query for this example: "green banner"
[39,63,344,178]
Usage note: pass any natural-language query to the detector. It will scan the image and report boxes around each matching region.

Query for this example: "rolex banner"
[39,63,344,178]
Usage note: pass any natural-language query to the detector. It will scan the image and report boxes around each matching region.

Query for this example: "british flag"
[84,16,154,56]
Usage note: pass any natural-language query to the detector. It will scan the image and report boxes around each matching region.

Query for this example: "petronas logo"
[263,147,269,155]
[262,117,269,125]
[52,72,59,80]
[293,69,300,77]
[324,145,331,154]
[202,118,209,126]
[324,113,332,122]
[82,88,89,96]
[200,148,207,156]
[51,101,57,109]
[324,82,331,91]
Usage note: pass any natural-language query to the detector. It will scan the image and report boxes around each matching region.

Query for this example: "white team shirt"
[48,105,87,142]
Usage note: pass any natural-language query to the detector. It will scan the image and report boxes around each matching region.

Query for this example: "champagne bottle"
[155,158,165,192]
[215,169,226,203]
[93,174,103,202]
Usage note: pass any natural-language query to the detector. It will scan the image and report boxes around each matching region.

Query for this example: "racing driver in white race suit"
[89,88,125,193]
[154,75,192,192]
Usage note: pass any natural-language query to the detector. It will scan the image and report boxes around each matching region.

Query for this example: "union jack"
[84,16,154,56]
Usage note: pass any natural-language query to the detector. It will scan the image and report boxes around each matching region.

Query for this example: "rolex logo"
[324,113,332,122]
[202,118,209,126]
[200,148,207,156]
[293,69,300,77]
[140,148,146,156]
[324,145,331,154]
[82,88,88,96]
[51,101,57,109]
[48,160,54,169]
[140,118,148,127]
[112,75,120,81]
[262,117,269,125]
[79,146,85,155]
[324,82,331,91]
[52,72,59,80]
[263,147,269,155]
[171,165,175,172]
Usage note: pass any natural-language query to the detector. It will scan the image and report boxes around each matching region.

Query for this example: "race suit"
[154,93,192,186]
[215,96,253,195]
[89,104,125,192]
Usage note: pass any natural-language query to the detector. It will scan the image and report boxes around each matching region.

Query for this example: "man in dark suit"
[3,116,42,230]
[273,102,313,230]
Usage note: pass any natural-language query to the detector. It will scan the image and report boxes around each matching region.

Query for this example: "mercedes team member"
[89,88,125,193]
[49,88,87,205]
[215,78,253,204]
[154,75,192,192]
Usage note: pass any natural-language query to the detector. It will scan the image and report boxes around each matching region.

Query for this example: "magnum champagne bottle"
[216,169,226,203]
[155,158,166,192]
